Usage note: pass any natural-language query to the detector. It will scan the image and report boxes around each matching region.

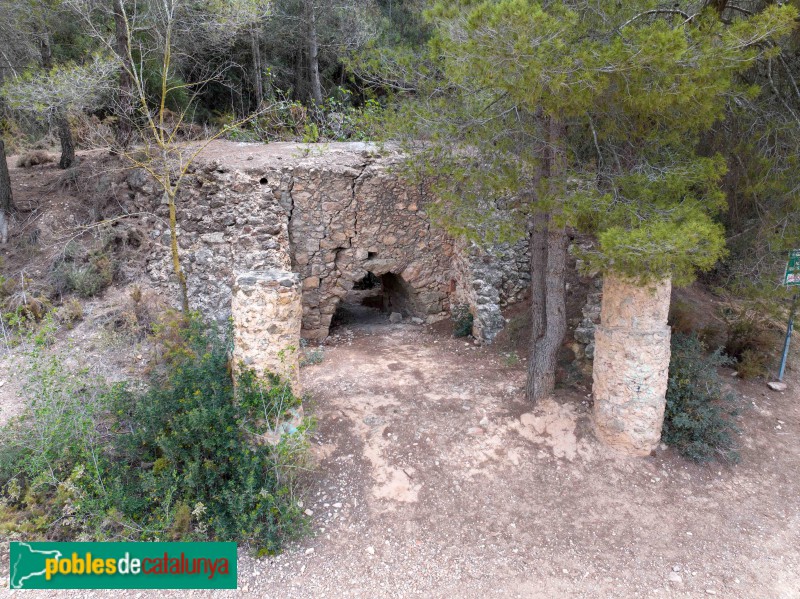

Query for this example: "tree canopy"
[381,0,797,285]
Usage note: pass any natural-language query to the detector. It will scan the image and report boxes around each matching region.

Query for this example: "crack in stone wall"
[124,142,531,366]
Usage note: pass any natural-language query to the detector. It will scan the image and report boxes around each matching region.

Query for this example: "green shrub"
[0,321,111,538]
[0,319,101,482]
[0,315,312,553]
[56,298,84,329]
[724,313,774,368]
[662,333,740,463]
[736,348,768,380]
[301,122,320,143]
[1,275,52,328]
[109,316,310,553]
[246,91,385,143]
[696,322,726,350]
[451,304,474,338]
[299,339,324,367]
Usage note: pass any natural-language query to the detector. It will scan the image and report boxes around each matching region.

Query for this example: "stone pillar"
[231,270,303,393]
[592,274,671,455]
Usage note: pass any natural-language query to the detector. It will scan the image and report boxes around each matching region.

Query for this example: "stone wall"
[128,158,293,321]
[284,155,456,340]
[231,270,303,391]
[119,144,679,459]
[123,142,530,348]
[574,288,602,360]
[452,239,531,343]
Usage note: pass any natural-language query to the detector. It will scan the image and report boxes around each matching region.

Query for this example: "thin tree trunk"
[56,111,75,169]
[533,223,567,394]
[526,209,549,401]
[250,26,264,108]
[0,139,12,244]
[526,116,568,403]
[307,0,323,107]
[295,50,303,101]
[39,31,75,169]
[166,190,189,313]
[38,29,53,70]
[113,0,134,152]
[533,117,568,395]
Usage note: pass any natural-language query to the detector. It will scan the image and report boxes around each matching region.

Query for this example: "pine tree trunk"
[306,0,323,107]
[0,139,12,244]
[525,116,568,403]
[533,224,567,394]
[525,211,548,401]
[56,111,75,169]
[113,0,134,152]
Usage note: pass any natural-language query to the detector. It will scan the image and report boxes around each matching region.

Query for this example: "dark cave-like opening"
[329,271,419,331]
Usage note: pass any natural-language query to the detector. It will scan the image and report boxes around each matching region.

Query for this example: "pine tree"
[382,0,797,402]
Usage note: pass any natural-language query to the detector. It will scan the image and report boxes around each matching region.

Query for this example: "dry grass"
[16,151,54,168]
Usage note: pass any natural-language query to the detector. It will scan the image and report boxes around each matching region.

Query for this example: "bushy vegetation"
[0,273,51,328]
[0,315,312,553]
[723,312,776,380]
[662,333,740,463]
[299,338,325,367]
[451,304,474,338]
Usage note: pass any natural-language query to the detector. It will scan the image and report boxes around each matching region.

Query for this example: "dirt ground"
[4,312,799,599]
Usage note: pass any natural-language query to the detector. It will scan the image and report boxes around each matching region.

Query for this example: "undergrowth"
[662,333,740,463]
[724,313,775,379]
[299,338,324,367]
[451,304,474,338]
[52,240,115,298]
[0,314,312,554]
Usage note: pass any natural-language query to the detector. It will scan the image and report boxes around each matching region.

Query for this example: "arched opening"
[329,271,421,332]
[330,272,387,331]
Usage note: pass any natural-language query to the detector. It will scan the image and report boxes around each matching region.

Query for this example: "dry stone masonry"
[124,142,530,380]
[285,153,456,340]
[231,270,303,391]
[452,239,530,343]
[121,142,678,456]
[592,275,672,455]
[574,287,602,360]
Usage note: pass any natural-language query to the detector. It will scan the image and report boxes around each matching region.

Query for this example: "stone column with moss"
[592,274,672,455]
[231,270,303,394]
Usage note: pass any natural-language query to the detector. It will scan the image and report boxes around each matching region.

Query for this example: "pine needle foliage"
[372,0,798,285]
